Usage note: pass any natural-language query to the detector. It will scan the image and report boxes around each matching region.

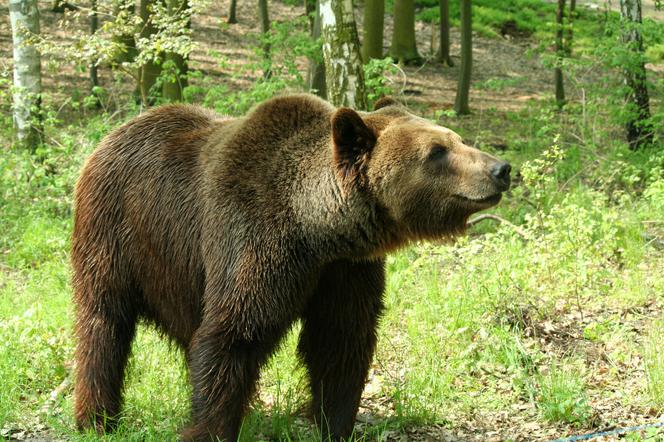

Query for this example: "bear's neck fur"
[202,94,407,262]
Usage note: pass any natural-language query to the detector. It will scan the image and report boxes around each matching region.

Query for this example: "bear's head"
[331,98,511,241]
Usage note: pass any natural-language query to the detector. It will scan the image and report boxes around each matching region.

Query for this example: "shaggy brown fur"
[72,94,510,441]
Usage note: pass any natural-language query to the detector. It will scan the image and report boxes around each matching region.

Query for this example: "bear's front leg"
[183,316,288,442]
[298,258,386,441]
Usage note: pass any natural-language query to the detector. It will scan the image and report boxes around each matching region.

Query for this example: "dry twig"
[467,213,528,239]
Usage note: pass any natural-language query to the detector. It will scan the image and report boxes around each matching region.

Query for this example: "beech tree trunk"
[437,0,453,66]
[389,0,421,64]
[619,0,653,149]
[162,0,190,101]
[258,0,271,79]
[454,0,472,115]
[307,0,327,98]
[228,0,237,23]
[320,0,367,109]
[565,0,576,57]
[554,0,566,109]
[9,0,43,150]
[362,0,384,62]
[138,0,162,105]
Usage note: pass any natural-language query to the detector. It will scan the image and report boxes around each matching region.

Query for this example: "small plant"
[536,363,591,425]
[364,57,399,109]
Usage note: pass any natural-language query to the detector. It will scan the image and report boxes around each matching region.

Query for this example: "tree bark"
[362,0,384,62]
[9,0,42,150]
[564,0,576,57]
[389,0,421,64]
[436,0,453,66]
[138,0,162,105]
[162,0,190,101]
[320,0,367,109]
[454,0,471,115]
[228,0,237,24]
[52,0,77,13]
[307,0,327,98]
[619,0,653,149]
[90,0,101,107]
[554,0,566,109]
[258,0,271,79]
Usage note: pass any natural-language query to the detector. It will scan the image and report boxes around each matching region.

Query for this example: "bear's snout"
[490,161,511,191]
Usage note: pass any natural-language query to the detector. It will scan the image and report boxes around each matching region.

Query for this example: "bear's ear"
[373,96,398,110]
[331,108,377,184]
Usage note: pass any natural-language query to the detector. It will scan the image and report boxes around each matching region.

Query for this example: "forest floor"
[2,1,664,442]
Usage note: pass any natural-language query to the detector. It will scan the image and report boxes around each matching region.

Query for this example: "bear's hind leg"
[73,276,138,433]
[298,259,386,441]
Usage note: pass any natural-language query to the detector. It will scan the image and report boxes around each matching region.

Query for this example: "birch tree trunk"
[9,0,42,150]
[454,0,472,115]
[362,0,384,62]
[619,0,653,149]
[320,0,367,109]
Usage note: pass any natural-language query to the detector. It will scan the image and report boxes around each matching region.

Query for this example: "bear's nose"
[490,162,511,191]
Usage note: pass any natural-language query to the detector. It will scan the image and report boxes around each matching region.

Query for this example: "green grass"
[536,363,591,426]
[2,105,664,440]
[645,320,664,410]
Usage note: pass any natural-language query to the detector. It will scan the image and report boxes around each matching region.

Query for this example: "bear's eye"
[427,145,447,162]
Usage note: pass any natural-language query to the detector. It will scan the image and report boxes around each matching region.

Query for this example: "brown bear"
[71,94,510,441]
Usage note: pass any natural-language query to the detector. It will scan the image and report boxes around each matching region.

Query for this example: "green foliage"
[416,0,556,39]
[536,364,591,425]
[363,57,399,109]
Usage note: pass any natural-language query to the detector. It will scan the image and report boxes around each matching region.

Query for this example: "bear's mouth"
[453,192,503,206]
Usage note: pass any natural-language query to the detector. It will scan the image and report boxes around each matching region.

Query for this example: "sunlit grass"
[536,363,591,426]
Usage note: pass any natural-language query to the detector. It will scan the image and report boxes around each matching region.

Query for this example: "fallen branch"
[39,368,72,415]
[467,214,528,239]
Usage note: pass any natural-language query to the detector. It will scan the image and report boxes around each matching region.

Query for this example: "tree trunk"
[320,0,367,109]
[52,0,77,13]
[9,0,42,150]
[554,0,566,109]
[362,0,384,62]
[619,0,653,149]
[258,0,271,79]
[90,0,101,107]
[436,0,453,66]
[162,0,190,101]
[307,0,327,98]
[565,0,576,57]
[138,0,162,105]
[454,0,471,115]
[389,0,421,64]
[228,0,237,23]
